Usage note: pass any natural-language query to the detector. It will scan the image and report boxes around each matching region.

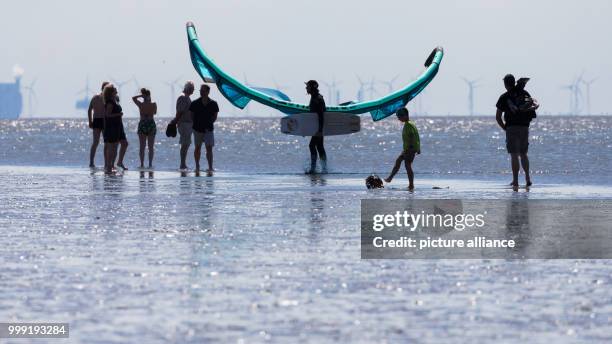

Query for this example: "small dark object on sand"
[366,175,384,189]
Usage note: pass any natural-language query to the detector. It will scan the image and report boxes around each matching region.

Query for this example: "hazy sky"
[1,0,611,117]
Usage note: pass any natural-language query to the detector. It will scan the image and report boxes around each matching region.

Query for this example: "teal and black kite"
[186,22,443,121]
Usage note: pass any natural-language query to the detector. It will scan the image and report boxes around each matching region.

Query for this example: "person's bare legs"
[104,144,109,171]
[510,153,520,189]
[180,144,189,169]
[520,153,531,186]
[385,153,404,183]
[316,137,326,172]
[138,134,146,168]
[194,143,202,172]
[405,161,415,190]
[110,143,118,171]
[205,145,214,171]
[404,152,415,190]
[105,143,118,173]
[104,143,110,172]
[147,134,155,168]
[308,136,318,173]
[90,128,102,167]
[117,139,128,169]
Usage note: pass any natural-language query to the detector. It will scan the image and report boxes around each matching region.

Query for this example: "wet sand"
[1,165,611,343]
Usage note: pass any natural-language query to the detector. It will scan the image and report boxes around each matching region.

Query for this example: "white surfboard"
[280,112,360,136]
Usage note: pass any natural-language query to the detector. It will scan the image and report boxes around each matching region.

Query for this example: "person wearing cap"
[384,107,420,190]
[305,80,327,174]
[495,74,533,189]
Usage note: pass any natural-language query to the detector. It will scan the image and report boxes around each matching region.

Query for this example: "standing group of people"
[88,74,536,191]
[87,79,320,175]
[170,81,219,173]
[88,82,130,173]
[87,80,219,174]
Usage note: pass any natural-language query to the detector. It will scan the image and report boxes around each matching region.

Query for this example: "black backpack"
[166,121,177,138]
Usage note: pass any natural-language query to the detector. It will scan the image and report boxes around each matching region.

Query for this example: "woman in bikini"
[133,88,157,169]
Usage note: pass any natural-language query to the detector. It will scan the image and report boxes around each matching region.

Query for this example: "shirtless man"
[88,81,109,168]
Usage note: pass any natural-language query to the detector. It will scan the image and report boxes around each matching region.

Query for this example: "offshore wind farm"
[0,68,606,119]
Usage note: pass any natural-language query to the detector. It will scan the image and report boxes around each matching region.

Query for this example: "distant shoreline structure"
[0,71,22,119]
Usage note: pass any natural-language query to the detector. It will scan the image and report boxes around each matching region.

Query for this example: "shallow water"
[1,116,611,183]
[1,117,611,343]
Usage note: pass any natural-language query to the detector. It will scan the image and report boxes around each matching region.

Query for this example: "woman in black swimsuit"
[102,84,128,173]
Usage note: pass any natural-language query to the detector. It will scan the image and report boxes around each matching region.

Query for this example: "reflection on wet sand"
[139,171,155,193]
[308,175,327,241]
[505,197,531,255]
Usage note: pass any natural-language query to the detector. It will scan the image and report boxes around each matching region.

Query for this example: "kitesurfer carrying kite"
[305,80,327,174]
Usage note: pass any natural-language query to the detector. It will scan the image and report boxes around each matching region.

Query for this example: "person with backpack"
[495,74,539,190]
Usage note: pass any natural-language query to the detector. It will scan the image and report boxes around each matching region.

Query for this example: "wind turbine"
[461,77,480,116]
[132,75,142,92]
[573,74,584,115]
[110,77,131,103]
[560,83,575,115]
[23,78,38,118]
[356,75,367,102]
[367,77,378,99]
[164,77,182,114]
[561,75,584,115]
[380,75,400,93]
[321,77,342,105]
[582,77,597,115]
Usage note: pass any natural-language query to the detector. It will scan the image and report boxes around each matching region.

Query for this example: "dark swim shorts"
[506,126,529,154]
[137,119,157,136]
[92,117,104,130]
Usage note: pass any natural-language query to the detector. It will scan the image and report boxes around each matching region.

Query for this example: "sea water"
[1,116,611,343]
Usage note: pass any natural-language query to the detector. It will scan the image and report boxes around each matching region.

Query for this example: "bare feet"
[511,181,519,191]
[118,163,128,170]
[384,177,392,183]
[408,184,415,191]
